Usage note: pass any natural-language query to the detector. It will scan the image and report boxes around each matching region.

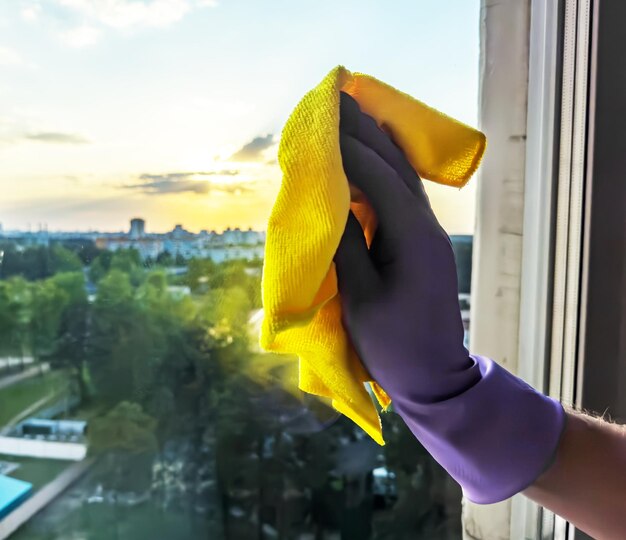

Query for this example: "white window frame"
[512,0,593,538]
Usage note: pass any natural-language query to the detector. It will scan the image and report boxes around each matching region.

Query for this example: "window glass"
[0,1,479,538]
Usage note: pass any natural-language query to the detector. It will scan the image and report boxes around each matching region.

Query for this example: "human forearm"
[336,92,565,504]
[524,410,626,539]
[335,91,626,535]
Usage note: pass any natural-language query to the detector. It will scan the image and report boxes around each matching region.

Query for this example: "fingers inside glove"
[340,132,411,237]
[339,91,432,208]
[334,211,378,304]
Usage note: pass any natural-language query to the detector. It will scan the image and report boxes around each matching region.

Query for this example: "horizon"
[1,221,475,237]
[0,218,262,235]
[0,0,480,234]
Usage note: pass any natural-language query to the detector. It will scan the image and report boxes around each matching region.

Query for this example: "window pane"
[0,1,479,538]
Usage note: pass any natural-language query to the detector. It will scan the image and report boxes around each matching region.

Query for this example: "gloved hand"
[335,91,566,504]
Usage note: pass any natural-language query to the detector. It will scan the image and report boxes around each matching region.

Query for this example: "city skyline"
[0,0,480,234]
[0,217,265,235]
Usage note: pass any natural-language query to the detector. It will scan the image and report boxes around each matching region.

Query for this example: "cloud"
[0,123,89,146]
[0,47,24,66]
[123,170,251,195]
[21,4,42,22]
[14,1,218,48]
[130,178,210,195]
[229,134,275,162]
[140,170,239,181]
[54,0,216,31]
[60,25,102,48]
[25,131,90,144]
[0,46,37,69]
[57,0,188,29]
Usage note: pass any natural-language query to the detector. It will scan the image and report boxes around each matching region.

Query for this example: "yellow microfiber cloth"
[260,66,486,445]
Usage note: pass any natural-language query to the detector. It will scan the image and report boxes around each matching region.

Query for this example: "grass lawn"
[0,454,72,490]
[0,370,70,427]
[67,402,107,422]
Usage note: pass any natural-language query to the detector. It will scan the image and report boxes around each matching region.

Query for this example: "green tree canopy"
[89,401,158,455]
[50,244,83,274]
[29,279,69,361]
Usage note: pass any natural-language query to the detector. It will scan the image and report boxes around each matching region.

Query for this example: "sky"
[0,0,480,234]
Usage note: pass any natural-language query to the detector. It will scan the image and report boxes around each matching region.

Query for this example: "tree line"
[0,241,461,539]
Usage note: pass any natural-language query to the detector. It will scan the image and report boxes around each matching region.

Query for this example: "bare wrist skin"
[524,410,626,539]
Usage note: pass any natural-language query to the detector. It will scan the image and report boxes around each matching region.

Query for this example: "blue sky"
[0,0,480,233]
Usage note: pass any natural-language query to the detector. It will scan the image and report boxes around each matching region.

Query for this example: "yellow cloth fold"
[260,66,486,445]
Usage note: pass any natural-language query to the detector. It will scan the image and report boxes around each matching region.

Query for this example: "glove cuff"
[392,355,566,504]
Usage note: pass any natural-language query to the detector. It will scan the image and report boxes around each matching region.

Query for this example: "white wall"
[465,1,531,538]
[0,436,87,461]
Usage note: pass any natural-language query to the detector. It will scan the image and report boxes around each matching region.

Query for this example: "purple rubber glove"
[335,92,566,504]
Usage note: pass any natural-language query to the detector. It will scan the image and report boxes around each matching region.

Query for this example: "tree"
[88,248,144,285]
[144,270,167,293]
[196,286,251,350]
[89,270,139,403]
[155,250,174,267]
[61,239,103,266]
[208,260,262,308]
[90,400,158,454]
[1,278,33,368]
[0,243,81,280]
[0,244,51,280]
[88,251,113,283]
[50,244,83,274]
[52,272,90,401]
[185,259,215,293]
[111,249,144,286]
[29,278,68,367]
[0,281,18,362]
[110,249,141,274]
[376,412,462,539]
[89,401,158,492]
